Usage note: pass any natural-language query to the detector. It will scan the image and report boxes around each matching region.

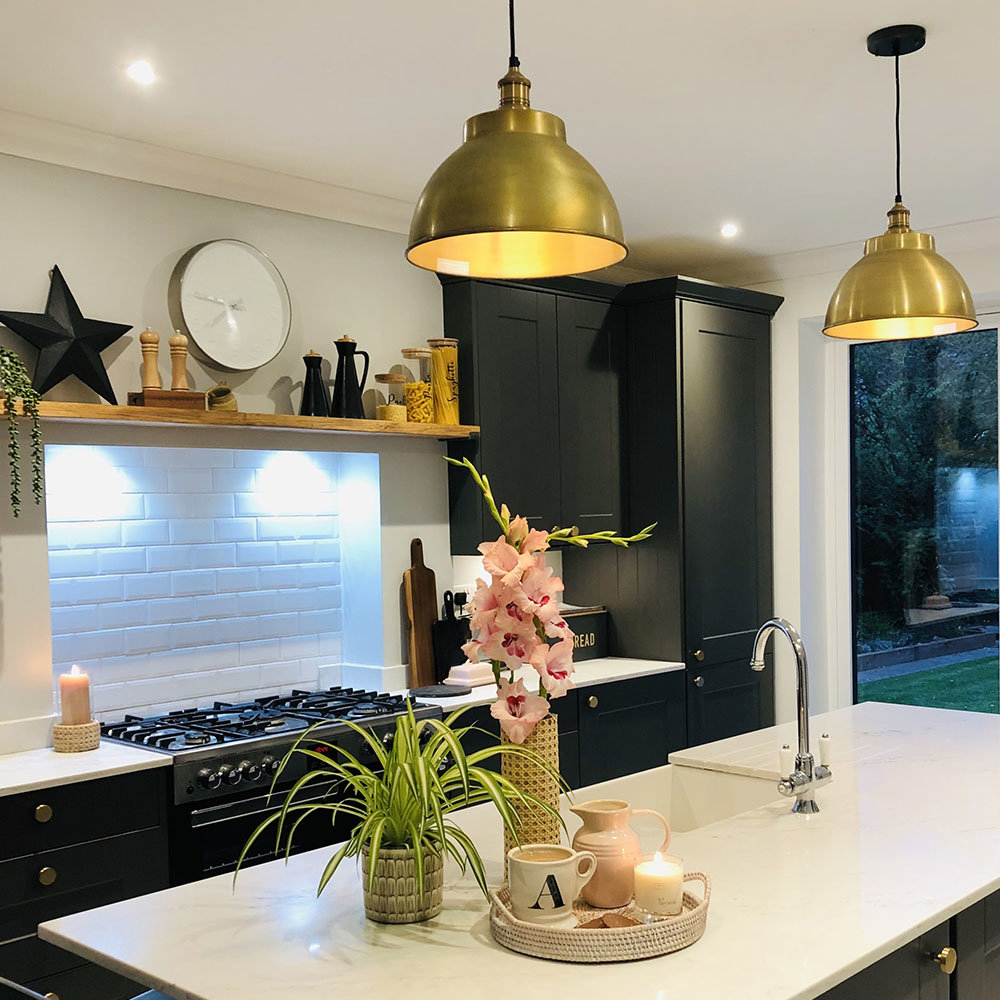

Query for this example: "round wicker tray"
[489,872,710,963]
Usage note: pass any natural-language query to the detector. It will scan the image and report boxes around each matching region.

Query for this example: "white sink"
[451,763,782,869]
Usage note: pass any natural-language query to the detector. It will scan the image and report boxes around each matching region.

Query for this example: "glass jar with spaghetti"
[427,337,459,425]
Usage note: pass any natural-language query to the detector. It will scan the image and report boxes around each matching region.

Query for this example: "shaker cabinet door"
[952,887,1000,1000]
[473,284,561,534]
[680,300,774,738]
[556,296,625,536]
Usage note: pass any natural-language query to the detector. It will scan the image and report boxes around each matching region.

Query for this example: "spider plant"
[236,702,565,902]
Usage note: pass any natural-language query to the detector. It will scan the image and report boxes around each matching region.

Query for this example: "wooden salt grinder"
[169,329,190,390]
[139,327,162,390]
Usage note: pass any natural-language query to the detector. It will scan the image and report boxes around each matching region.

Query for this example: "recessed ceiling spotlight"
[126,60,155,85]
[720,222,740,239]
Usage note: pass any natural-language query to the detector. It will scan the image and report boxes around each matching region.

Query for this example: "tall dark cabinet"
[442,276,625,555]
[442,274,782,751]
[561,277,783,747]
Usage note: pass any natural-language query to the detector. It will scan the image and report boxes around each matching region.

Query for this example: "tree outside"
[852,328,999,713]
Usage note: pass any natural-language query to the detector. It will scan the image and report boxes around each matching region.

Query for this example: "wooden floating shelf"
[32,401,479,440]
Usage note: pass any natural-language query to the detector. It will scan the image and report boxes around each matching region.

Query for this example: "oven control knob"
[218,764,243,786]
[262,755,281,775]
[198,768,222,790]
[241,760,262,781]
[381,732,395,749]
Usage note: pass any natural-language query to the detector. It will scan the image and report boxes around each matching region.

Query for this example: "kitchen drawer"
[0,933,86,983]
[0,771,166,862]
[0,827,168,941]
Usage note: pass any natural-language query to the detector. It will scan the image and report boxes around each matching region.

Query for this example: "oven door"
[172,777,352,884]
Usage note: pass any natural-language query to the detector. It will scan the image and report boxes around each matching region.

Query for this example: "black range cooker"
[101,687,442,884]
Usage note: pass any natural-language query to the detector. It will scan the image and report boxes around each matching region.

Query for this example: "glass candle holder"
[633,852,684,918]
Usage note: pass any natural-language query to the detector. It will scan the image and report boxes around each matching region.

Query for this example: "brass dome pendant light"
[406,1,626,279]
[824,25,976,340]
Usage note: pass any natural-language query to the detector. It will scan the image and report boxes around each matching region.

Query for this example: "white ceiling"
[0,0,997,283]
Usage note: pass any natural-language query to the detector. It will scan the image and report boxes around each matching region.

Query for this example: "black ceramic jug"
[300,350,331,417]
[330,336,369,419]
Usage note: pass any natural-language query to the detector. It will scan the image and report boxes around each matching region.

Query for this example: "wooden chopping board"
[403,538,438,688]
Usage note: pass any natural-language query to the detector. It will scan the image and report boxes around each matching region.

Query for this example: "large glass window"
[851,328,999,712]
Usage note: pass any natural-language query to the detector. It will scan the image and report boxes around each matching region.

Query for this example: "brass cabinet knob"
[35,803,53,823]
[934,947,957,975]
[693,676,705,687]
[693,649,705,661]
[45,993,60,1000]
[587,695,599,709]
[38,866,57,887]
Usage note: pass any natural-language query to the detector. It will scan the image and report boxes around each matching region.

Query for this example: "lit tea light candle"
[634,852,684,916]
[59,665,92,726]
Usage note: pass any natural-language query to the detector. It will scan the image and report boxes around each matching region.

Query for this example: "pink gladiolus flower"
[522,528,550,555]
[532,637,576,698]
[468,577,501,634]
[491,677,550,744]
[507,514,529,549]
[521,564,564,624]
[479,536,533,586]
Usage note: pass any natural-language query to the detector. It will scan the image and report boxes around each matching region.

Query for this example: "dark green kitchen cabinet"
[819,920,951,999]
[952,887,1000,999]
[562,277,782,747]
[456,671,685,790]
[442,276,625,554]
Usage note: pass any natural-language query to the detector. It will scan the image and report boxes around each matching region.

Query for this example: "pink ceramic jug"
[570,798,670,907]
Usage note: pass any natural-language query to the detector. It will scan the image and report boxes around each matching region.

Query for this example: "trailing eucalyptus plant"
[237,702,564,901]
[0,348,42,517]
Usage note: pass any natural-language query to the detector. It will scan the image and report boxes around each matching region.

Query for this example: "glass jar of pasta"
[374,372,407,423]
[427,337,459,425]
[401,348,433,423]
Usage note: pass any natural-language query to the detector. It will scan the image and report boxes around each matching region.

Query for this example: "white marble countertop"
[39,702,1000,1000]
[0,739,169,797]
[408,656,685,710]
[668,701,905,779]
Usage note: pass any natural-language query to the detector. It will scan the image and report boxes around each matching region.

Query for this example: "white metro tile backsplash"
[45,444,352,720]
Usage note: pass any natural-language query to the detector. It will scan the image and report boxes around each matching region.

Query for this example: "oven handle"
[190,778,344,828]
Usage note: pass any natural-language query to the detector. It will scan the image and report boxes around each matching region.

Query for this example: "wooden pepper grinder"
[139,327,162,390]
[169,329,189,390]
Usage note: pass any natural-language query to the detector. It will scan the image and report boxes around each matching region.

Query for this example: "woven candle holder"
[53,720,100,753]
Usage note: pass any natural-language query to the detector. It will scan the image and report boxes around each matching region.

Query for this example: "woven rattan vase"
[502,713,561,876]
[361,846,444,924]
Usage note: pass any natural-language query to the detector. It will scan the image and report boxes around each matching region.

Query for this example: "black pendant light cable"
[508,0,519,67]
[894,48,902,203]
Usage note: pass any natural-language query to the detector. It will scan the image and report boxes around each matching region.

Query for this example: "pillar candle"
[634,852,684,916]
[59,665,91,725]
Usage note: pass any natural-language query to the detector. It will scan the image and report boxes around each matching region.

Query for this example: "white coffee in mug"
[507,844,598,924]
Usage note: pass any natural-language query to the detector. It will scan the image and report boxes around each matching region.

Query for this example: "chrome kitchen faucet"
[750,618,832,814]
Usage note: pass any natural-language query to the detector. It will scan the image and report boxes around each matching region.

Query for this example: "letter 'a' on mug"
[506,844,598,925]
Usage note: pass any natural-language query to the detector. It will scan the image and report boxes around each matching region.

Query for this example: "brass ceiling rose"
[406,3,626,279]
[823,25,976,341]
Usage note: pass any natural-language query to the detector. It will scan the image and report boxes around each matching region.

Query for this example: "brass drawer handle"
[693,649,705,661]
[587,695,599,709]
[934,946,957,975]
[38,866,57,887]
[35,803,53,823]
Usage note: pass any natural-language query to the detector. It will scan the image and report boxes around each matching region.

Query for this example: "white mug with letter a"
[507,844,598,924]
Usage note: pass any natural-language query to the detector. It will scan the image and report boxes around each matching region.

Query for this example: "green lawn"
[857,655,1000,714]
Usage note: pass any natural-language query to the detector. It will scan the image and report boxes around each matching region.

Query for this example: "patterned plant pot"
[361,846,444,924]
[501,713,561,877]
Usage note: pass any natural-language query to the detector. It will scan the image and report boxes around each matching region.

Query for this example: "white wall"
[748,244,1000,724]
[0,153,452,748]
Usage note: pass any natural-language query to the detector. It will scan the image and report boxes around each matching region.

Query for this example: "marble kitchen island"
[38,702,1000,999]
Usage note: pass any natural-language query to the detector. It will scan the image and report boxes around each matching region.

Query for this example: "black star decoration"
[0,265,131,405]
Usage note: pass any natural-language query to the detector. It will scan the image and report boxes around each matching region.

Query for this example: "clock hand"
[209,308,228,328]
[193,291,227,306]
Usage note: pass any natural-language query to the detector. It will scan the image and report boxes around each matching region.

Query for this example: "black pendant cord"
[508,0,519,67]
[894,49,902,203]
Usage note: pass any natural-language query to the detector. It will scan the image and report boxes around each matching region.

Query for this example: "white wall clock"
[169,240,291,371]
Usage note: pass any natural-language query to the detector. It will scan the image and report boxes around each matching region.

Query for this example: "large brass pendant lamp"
[824,25,976,340]
[406,1,626,279]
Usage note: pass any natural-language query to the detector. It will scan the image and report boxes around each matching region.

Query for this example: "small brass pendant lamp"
[406,1,626,279]
[824,25,976,340]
